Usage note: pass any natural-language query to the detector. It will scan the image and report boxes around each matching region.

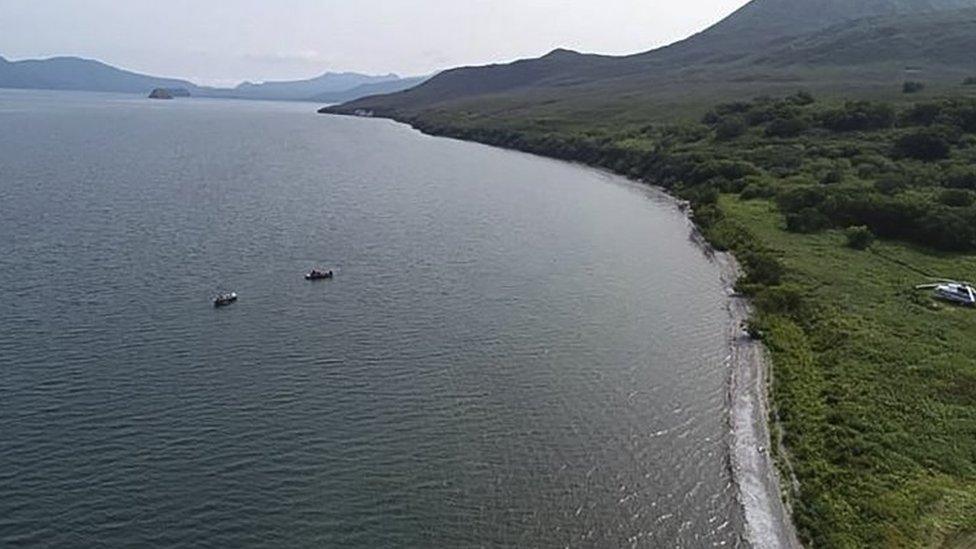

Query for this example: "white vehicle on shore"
[915,280,976,307]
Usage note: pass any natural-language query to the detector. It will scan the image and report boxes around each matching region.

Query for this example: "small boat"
[214,292,238,307]
[305,269,334,280]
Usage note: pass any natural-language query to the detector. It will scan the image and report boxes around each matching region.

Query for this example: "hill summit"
[700,0,976,40]
[327,0,976,123]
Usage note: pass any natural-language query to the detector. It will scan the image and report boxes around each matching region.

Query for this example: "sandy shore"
[645,187,801,548]
[713,249,803,549]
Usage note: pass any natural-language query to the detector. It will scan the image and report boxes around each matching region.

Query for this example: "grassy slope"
[330,6,976,129]
[655,93,976,546]
[721,196,976,547]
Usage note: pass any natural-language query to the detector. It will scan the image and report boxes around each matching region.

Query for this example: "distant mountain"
[0,56,199,94]
[216,72,402,101]
[309,76,430,104]
[328,0,976,122]
[0,55,423,103]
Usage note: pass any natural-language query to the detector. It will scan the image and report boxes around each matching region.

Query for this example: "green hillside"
[326,1,976,128]
[757,9,976,67]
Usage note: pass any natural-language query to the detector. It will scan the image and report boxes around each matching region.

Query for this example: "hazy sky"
[0,0,750,86]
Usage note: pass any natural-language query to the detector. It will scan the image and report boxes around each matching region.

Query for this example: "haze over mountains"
[329,0,976,125]
[0,55,427,102]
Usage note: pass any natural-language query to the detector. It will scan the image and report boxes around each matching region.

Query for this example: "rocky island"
[148,87,190,100]
[148,88,174,100]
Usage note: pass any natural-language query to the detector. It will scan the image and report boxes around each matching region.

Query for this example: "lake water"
[0,90,744,547]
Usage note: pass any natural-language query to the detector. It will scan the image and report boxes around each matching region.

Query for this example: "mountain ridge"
[0,55,426,102]
[327,0,976,122]
[223,72,401,101]
[309,76,430,104]
[0,56,198,95]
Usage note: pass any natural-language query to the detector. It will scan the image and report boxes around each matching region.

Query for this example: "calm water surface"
[0,90,743,547]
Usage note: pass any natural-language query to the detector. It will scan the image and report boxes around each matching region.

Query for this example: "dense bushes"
[705,93,817,139]
[693,203,786,290]
[902,81,926,94]
[845,226,875,250]
[786,208,831,233]
[415,93,976,252]
[893,129,952,161]
[761,176,976,251]
[900,103,943,126]
[740,175,779,200]
[897,99,976,133]
[741,249,785,286]
[819,101,895,132]
[693,97,975,251]
[766,116,809,138]
[939,189,975,207]
[943,166,976,189]
[715,117,747,140]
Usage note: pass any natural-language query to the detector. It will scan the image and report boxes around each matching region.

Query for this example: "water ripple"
[0,91,743,547]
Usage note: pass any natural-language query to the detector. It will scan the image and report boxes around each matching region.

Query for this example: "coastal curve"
[317,109,803,547]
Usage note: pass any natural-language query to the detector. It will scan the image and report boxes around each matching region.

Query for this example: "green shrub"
[684,184,720,206]
[963,77,976,86]
[714,101,753,115]
[702,218,755,252]
[819,101,896,132]
[957,106,976,133]
[918,210,976,251]
[853,154,897,179]
[893,129,952,161]
[740,175,779,200]
[939,189,975,207]
[747,145,806,172]
[900,102,943,126]
[788,91,816,106]
[689,159,759,184]
[875,175,908,195]
[742,250,785,286]
[715,116,747,140]
[943,165,976,189]
[822,169,844,185]
[927,99,976,133]
[903,81,926,94]
[786,208,831,233]
[902,162,947,187]
[766,117,809,138]
[777,185,828,213]
[691,203,724,231]
[845,226,875,250]
[755,284,806,315]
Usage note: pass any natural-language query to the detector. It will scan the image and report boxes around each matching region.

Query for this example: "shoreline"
[321,111,803,546]
[319,110,803,549]
[660,189,803,549]
[713,250,802,549]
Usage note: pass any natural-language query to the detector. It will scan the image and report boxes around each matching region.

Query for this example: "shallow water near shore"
[1,90,749,547]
